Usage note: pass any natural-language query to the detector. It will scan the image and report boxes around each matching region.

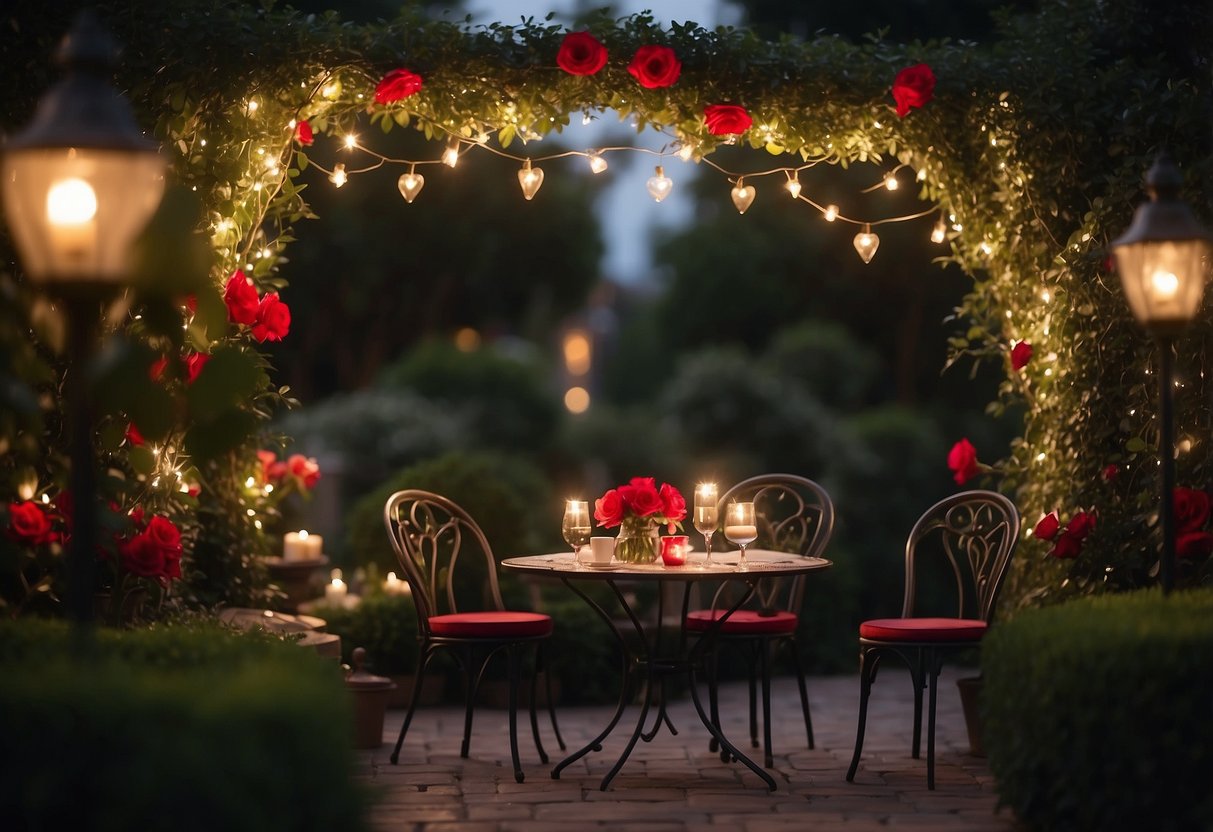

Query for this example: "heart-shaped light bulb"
[518,163,544,200]
[397,172,425,203]
[646,166,672,203]
[588,153,608,174]
[853,226,880,264]
[731,182,756,214]
[785,178,802,199]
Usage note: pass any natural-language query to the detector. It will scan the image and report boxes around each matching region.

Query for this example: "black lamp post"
[1111,153,1211,594]
[1,12,164,624]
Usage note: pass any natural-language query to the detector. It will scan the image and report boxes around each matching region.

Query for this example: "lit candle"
[325,574,347,605]
[384,572,411,596]
[283,530,323,561]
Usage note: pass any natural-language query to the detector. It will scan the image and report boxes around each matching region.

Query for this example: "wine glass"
[724,501,757,571]
[694,483,718,568]
[562,499,591,568]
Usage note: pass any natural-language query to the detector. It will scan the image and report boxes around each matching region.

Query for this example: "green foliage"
[0,619,369,832]
[315,592,420,676]
[983,589,1213,831]
[762,322,883,410]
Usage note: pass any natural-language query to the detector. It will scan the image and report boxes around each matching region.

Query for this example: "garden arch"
[3,0,1211,611]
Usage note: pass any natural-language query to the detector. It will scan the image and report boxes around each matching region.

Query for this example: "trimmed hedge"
[0,620,369,832]
[983,588,1213,832]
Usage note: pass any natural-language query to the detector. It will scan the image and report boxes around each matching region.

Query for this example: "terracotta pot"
[385,672,447,710]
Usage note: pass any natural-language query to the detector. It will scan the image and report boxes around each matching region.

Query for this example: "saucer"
[582,561,617,569]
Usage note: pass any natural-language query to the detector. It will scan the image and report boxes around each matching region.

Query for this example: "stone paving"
[354,669,1021,831]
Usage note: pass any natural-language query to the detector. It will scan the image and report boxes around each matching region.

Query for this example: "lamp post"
[1111,153,1211,594]
[1,12,164,624]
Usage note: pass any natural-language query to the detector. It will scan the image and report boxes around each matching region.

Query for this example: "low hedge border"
[0,620,370,832]
[982,588,1213,832]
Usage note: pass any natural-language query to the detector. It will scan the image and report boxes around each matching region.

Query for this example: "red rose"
[1103,464,1119,481]
[947,438,980,486]
[1173,487,1211,533]
[7,501,56,545]
[1067,511,1096,540]
[374,68,423,105]
[619,476,664,517]
[703,104,752,136]
[659,482,687,523]
[185,352,210,385]
[288,453,321,489]
[126,422,145,447]
[224,270,259,326]
[295,119,314,146]
[119,532,163,578]
[594,489,624,528]
[892,63,936,118]
[149,355,169,382]
[183,295,197,315]
[1033,512,1060,541]
[1010,341,1033,372]
[258,450,279,482]
[252,292,291,342]
[1050,533,1083,559]
[129,506,146,530]
[1177,531,1213,559]
[556,32,608,76]
[627,45,681,89]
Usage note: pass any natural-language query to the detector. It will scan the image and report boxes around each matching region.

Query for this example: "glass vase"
[616,517,660,564]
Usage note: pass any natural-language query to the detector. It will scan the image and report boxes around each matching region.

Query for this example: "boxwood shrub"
[983,588,1213,832]
[0,620,369,832]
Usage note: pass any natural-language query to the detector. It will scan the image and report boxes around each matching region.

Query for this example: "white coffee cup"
[588,536,615,565]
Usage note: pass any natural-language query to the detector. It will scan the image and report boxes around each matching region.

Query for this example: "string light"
[518,159,544,200]
[853,223,880,264]
[677,143,694,162]
[397,164,424,203]
[784,171,802,199]
[442,141,460,168]
[824,204,839,222]
[931,217,947,243]
[588,152,608,174]
[730,177,755,214]
[344,134,357,149]
[646,165,672,202]
[329,163,347,187]
[884,172,899,191]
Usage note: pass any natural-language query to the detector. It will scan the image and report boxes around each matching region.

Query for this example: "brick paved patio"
[354,668,1020,831]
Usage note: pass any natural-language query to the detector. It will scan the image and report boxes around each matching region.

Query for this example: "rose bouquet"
[594,477,686,563]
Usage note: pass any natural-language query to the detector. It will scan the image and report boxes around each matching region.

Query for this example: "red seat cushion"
[429,611,553,639]
[859,617,987,642]
[685,609,799,635]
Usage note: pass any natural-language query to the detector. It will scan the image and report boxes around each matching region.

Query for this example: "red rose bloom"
[149,355,169,382]
[126,422,145,447]
[892,63,936,118]
[619,476,664,517]
[1102,464,1119,481]
[1050,533,1083,559]
[594,489,625,528]
[288,454,321,489]
[1177,531,1213,559]
[659,482,687,524]
[185,352,210,385]
[1011,341,1033,371]
[295,119,314,146]
[556,32,608,76]
[224,270,259,326]
[252,292,291,342]
[258,450,280,482]
[947,438,980,486]
[8,501,56,545]
[1033,512,1060,541]
[1173,487,1211,533]
[119,533,163,578]
[627,45,681,89]
[1067,510,1096,540]
[374,68,423,105]
[703,104,753,136]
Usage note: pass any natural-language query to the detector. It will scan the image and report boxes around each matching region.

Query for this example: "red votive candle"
[661,535,690,567]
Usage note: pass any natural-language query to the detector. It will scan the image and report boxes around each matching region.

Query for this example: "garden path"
[354,667,1019,831]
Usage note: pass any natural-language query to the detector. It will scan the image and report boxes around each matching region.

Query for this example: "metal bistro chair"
[685,474,835,768]
[384,490,564,783]
[846,490,1020,789]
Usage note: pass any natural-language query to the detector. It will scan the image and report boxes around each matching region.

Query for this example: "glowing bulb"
[678,143,694,162]
[853,224,880,264]
[784,173,801,199]
[980,241,993,256]
[518,160,544,200]
[329,163,347,188]
[730,179,755,214]
[322,82,340,99]
[931,217,947,244]
[246,99,259,113]
[564,386,590,414]
[344,134,357,149]
[245,476,256,488]
[442,143,460,168]
[41,493,50,504]
[824,204,839,222]
[264,483,274,494]
[916,168,927,181]
[1041,289,1051,303]
[646,166,673,202]
[588,152,608,174]
[1151,270,1180,297]
[397,167,425,203]
[47,178,97,225]
[884,172,899,191]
